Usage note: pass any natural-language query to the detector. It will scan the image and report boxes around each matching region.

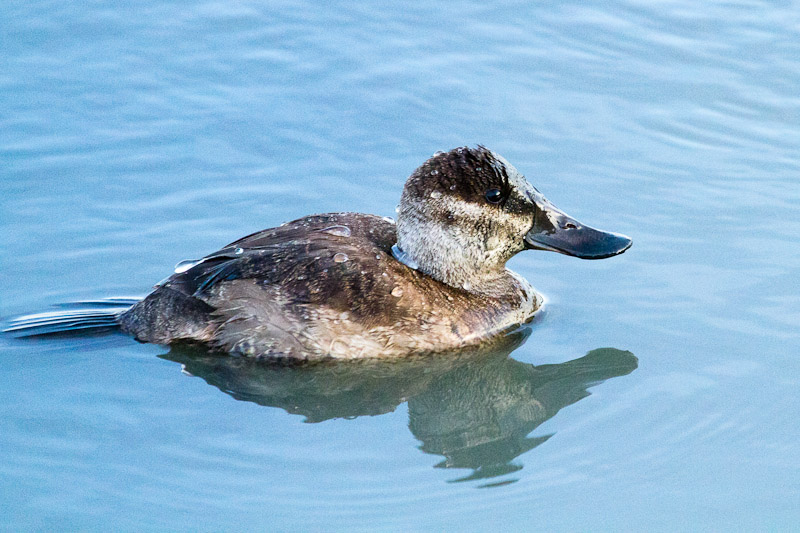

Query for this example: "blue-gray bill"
[524,201,632,260]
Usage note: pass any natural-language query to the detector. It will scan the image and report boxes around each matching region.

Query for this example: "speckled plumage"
[119,212,539,360]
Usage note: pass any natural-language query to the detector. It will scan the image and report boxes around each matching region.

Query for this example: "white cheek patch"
[402,196,514,258]
[444,197,491,222]
[485,234,502,251]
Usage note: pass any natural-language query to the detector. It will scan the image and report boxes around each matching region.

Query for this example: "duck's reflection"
[160,328,636,485]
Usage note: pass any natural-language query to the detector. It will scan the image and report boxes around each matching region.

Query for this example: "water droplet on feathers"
[174,259,201,274]
[321,225,351,237]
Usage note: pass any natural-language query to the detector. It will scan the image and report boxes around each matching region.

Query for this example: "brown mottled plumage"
[119,212,536,359]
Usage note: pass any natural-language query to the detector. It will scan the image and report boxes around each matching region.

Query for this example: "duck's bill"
[524,201,632,260]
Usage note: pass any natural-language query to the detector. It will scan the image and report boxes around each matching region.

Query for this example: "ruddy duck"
[5,146,631,360]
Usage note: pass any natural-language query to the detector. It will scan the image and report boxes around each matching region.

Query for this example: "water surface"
[2,0,799,530]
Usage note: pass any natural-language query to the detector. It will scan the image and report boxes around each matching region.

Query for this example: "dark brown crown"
[403,146,513,207]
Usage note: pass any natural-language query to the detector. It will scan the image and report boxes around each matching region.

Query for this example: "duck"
[5,146,631,360]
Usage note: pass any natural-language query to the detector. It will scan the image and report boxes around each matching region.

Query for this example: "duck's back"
[119,213,534,359]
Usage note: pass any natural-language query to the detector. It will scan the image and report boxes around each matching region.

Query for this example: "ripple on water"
[2,0,800,529]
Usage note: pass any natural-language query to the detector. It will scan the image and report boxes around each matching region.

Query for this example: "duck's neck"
[395,214,515,297]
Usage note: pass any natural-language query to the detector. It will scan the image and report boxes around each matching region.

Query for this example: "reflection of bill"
[161,328,637,486]
[408,340,637,485]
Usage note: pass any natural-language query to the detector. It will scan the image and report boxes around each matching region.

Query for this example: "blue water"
[2,0,799,530]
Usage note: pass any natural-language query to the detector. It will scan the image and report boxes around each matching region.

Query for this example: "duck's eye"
[484,188,503,204]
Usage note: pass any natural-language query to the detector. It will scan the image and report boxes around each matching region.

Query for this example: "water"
[2,0,799,530]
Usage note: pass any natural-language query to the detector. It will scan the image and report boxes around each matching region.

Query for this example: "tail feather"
[51,297,142,308]
[3,297,140,337]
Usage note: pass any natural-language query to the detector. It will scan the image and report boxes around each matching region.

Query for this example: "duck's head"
[395,146,632,291]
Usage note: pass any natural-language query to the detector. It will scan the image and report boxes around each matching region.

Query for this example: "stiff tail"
[3,297,141,337]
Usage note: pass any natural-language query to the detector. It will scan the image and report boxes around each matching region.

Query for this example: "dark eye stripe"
[485,188,503,204]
